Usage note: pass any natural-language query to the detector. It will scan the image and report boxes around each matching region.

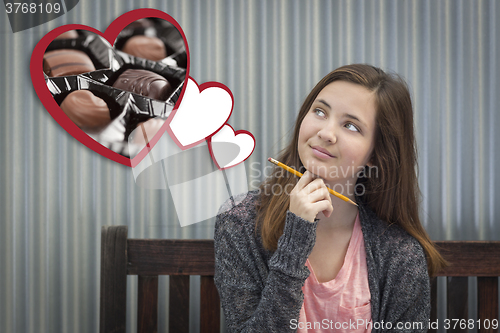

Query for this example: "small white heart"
[168,77,233,149]
[210,124,255,169]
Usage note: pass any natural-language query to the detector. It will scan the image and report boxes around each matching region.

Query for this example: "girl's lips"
[311,146,335,159]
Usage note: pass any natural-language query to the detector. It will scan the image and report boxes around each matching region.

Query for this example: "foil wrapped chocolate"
[60,90,111,132]
[111,69,173,101]
[122,36,167,61]
[114,17,187,68]
[55,30,79,39]
[43,49,96,77]
[42,22,187,158]
[46,68,183,157]
[43,30,119,75]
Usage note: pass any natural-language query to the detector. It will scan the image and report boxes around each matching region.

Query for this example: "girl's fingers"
[313,200,334,217]
[305,186,331,204]
[293,170,315,192]
[290,170,334,222]
[322,203,334,218]
[303,177,328,195]
[310,188,334,218]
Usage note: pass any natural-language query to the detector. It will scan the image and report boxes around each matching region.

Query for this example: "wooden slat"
[200,276,220,333]
[429,277,438,333]
[169,275,190,333]
[100,226,128,333]
[127,240,215,275]
[447,277,469,332]
[434,242,500,277]
[477,277,499,333]
[138,276,159,333]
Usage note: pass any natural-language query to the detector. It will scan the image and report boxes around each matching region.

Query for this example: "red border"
[207,124,256,170]
[30,8,190,167]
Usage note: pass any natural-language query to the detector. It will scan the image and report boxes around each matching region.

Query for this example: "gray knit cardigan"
[214,190,430,332]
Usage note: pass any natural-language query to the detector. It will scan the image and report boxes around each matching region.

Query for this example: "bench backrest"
[430,241,500,333]
[100,226,219,333]
[100,226,500,332]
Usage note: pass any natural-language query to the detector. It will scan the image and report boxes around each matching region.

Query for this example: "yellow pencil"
[267,157,358,206]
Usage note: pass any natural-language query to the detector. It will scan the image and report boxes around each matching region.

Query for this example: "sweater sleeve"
[378,237,431,333]
[214,204,317,332]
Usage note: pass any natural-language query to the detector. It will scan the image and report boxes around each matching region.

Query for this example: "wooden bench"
[430,241,500,333]
[100,226,500,332]
[100,226,219,333]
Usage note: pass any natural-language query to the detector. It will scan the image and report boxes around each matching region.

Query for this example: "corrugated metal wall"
[1,0,499,332]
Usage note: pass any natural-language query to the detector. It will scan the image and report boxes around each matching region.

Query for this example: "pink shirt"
[297,213,372,332]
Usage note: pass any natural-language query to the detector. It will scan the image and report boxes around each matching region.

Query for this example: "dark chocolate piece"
[60,90,111,132]
[122,35,167,61]
[112,69,173,101]
[43,49,96,77]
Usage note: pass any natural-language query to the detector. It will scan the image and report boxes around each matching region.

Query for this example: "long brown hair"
[256,64,447,277]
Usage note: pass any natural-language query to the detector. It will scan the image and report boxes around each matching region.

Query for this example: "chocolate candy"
[131,118,165,146]
[43,49,96,77]
[55,30,79,39]
[122,35,167,61]
[60,90,111,132]
[112,69,173,101]
[43,21,186,158]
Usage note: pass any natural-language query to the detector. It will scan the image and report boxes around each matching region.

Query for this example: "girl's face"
[297,81,378,186]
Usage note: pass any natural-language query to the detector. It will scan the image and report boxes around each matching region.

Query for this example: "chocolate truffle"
[43,49,96,77]
[112,69,173,101]
[122,35,167,61]
[55,30,79,39]
[60,90,111,132]
[131,118,165,147]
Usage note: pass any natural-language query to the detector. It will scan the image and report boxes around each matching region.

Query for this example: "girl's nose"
[317,126,337,144]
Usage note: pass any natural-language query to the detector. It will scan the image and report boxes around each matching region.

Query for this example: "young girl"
[214,64,446,332]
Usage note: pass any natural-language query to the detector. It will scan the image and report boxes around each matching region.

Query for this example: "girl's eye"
[345,122,360,132]
[314,108,326,117]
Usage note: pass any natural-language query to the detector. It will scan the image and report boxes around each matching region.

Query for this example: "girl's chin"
[304,168,334,181]
[303,165,349,185]
[303,163,334,177]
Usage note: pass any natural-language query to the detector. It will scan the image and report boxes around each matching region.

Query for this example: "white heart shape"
[210,124,255,169]
[168,77,233,148]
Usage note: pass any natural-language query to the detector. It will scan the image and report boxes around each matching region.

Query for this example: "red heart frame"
[30,8,190,167]
[206,124,256,170]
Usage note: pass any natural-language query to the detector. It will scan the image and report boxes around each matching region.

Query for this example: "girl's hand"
[289,171,334,223]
